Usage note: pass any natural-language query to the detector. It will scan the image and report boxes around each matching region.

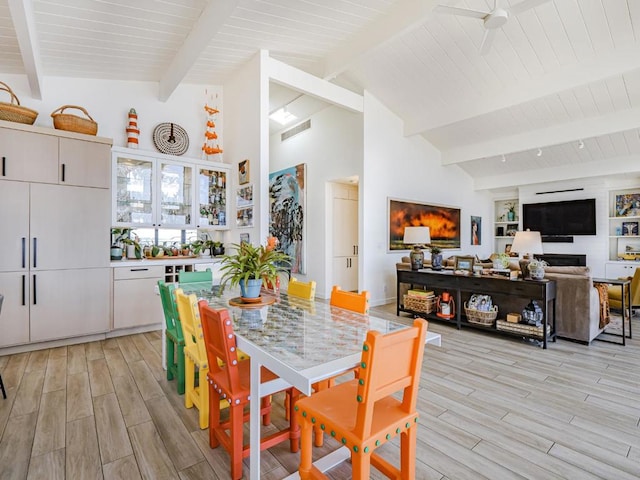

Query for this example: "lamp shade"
[403,226,431,246]
[510,230,543,255]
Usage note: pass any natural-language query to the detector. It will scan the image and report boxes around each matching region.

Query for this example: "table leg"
[249,360,261,480]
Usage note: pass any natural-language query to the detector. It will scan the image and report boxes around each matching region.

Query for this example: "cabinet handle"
[21,237,26,268]
[33,238,37,268]
[22,274,26,305]
[130,268,149,272]
[61,163,66,182]
[1,156,5,176]
[33,274,37,305]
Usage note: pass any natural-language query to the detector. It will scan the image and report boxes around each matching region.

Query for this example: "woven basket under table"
[403,295,435,314]
[464,303,498,326]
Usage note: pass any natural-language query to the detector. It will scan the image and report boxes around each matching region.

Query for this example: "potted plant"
[527,259,548,280]
[219,242,291,299]
[429,245,443,270]
[492,252,511,269]
[211,241,225,256]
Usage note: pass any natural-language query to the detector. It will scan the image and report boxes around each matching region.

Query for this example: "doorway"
[330,180,359,292]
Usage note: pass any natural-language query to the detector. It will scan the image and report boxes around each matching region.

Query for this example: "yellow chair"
[330,285,370,314]
[607,267,640,314]
[296,318,428,480]
[287,277,316,300]
[175,288,212,429]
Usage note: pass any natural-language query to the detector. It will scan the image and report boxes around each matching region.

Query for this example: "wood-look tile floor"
[1,305,639,480]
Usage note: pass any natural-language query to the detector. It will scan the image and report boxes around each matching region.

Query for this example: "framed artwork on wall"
[237,207,253,228]
[388,198,461,251]
[615,193,640,217]
[238,159,250,185]
[622,221,639,236]
[240,232,250,245]
[269,163,306,274]
[471,216,481,245]
[236,184,253,208]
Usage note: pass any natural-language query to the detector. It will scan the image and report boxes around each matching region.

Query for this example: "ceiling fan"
[434,0,552,54]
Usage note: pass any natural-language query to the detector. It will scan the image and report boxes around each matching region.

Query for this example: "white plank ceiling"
[1,0,640,190]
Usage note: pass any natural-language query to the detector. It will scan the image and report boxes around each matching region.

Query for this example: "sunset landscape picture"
[389,198,461,250]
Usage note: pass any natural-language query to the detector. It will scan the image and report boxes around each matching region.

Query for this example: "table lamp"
[403,226,431,270]
[510,229,543,279]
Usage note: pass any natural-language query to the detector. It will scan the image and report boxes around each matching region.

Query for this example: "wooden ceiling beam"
[8,0,42,99]
[158,0,239,102]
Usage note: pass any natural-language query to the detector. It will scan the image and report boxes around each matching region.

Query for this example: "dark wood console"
[397,269,557,348]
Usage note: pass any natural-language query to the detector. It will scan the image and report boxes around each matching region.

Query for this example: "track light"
[536,148,542,157]
[578,140,584,149]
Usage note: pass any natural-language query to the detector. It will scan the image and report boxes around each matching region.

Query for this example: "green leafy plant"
[218,242,291,292]
[111,227,142,258]
[429,245,442,255]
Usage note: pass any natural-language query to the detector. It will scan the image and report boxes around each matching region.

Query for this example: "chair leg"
[165,337,175,381]
[198,368,209,429]
[0,374,6,399]
[351,451,371,480]
[208,383,221,448]
[176,344,185,395]
[184,356,194,408]
[298,415,314,480]
[229,404,245,480]
[288,389,300,453]
[261,396,271,426]
[400,428,417,479]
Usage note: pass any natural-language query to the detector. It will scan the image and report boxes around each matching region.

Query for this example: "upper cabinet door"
[157,161,194,228]
[59,138,111,188]
[113,155,155,226]
[0,181,29,272]
[196,166,228,229]
[0,128,58,183]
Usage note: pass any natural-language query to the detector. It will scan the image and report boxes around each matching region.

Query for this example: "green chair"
[158,281,186,394]
[178,269,213,284]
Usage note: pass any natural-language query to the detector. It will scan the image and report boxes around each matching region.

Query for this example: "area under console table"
[397,269,557,348]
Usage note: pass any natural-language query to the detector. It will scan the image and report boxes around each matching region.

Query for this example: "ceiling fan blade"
[509,0,552,16]
[434,5,488,20]
[479,29,497,55]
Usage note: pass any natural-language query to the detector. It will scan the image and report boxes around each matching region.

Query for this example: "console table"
[397,269,557,348]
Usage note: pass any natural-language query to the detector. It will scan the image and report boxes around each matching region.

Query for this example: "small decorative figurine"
[126,108,140,148]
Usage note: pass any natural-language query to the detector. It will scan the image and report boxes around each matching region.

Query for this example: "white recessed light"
[578,140,585,149]
[501,155,506,163]
[536,148,542,157]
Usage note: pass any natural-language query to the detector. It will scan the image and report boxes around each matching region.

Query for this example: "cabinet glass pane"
[198,168,227,226]
[116,157,153,224]
[160,163,192,226]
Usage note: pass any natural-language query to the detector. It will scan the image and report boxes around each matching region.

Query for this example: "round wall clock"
[152,122,189,156]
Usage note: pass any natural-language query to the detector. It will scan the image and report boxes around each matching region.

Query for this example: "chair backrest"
[175,289,208,365]
[330,285,370,314]
[198,301,242,393]
[354,318,428,438]
[179,269,213,284]
[287,277,316,300]
[158,281,183,340]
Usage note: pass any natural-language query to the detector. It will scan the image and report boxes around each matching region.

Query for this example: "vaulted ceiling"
[2,0,640,191]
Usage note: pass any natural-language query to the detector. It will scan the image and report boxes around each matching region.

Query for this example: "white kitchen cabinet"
[604,262,639,279]
[0,121,112,348]
[0,126,58,183]
[332,256,358,292]
[112,147,230,230]
[113,265,165,330]
[30,268,110,342]
[0,272,30,347]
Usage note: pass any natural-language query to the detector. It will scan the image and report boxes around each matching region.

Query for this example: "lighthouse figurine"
[126,108,140,148]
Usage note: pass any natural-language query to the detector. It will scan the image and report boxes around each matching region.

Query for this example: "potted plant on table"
[527,259,548,280]
[111,227,142,259]
[219,242,291,300]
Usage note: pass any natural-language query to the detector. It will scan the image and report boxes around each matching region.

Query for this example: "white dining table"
[179,283,441,480]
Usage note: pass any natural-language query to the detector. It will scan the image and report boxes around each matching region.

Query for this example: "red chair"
[198,301,301,480]
[296,318,428,479]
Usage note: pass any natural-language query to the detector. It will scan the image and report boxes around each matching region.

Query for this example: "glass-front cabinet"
[112,147,229,230]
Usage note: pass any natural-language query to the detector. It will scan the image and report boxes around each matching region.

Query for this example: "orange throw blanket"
[594,283,611,329]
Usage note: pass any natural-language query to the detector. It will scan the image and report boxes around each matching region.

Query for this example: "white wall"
[2,74,223,161]
[362,92,494,305]
[269,105,364,297]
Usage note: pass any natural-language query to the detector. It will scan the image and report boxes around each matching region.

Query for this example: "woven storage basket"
[0,82,38,125]
[51,105,98,135]
[496,320,550,338]
[464,303,498,326]
[403,295,435,314]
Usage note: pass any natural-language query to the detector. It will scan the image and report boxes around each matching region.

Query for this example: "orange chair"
[330,285,370,314]
[198,301,301,480]
[288,277,316,300]
[296,318,428,480]
[175,288,211,429]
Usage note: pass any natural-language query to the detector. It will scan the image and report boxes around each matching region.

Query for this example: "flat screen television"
[522,198,596,236]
